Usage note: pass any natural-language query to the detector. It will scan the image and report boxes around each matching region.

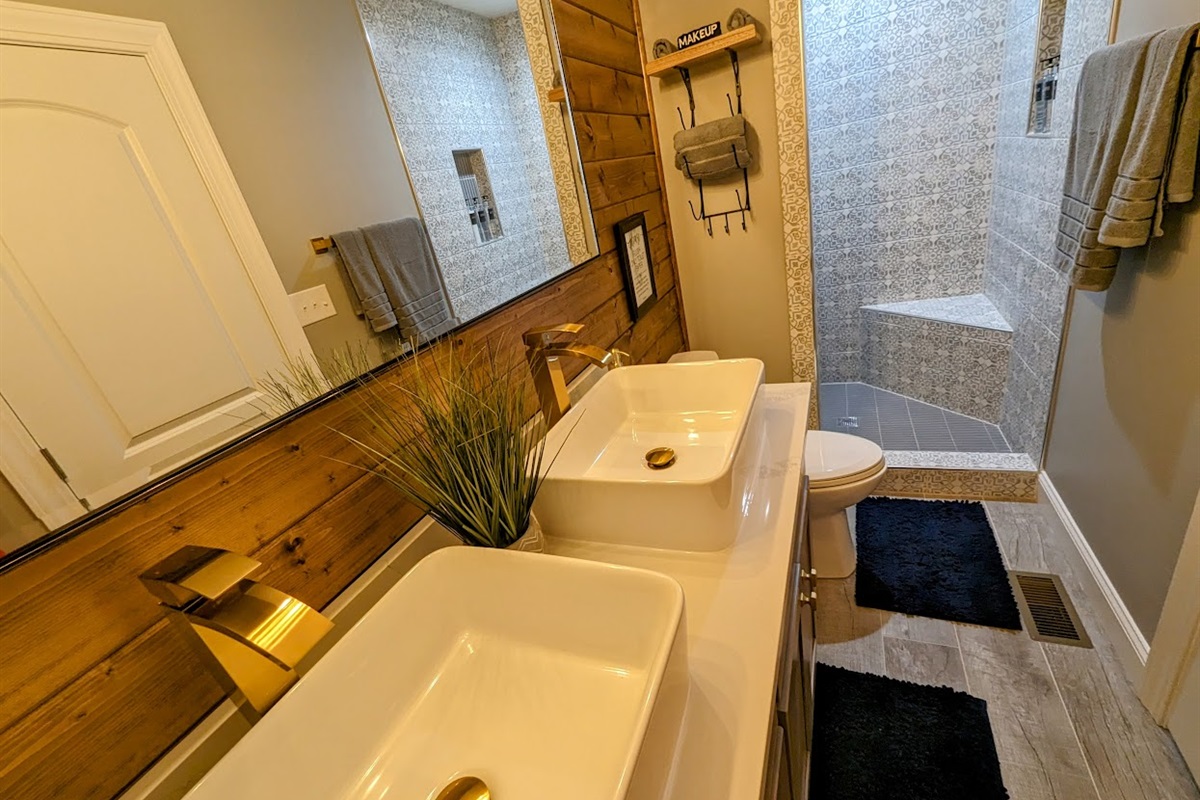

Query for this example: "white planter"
[506,513,545,553]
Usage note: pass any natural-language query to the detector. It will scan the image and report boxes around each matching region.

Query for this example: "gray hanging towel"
[673,114,753,180]
[1055,33,1155,291]
[330,228,398,332]
[361,218,457,343]
[1100,24,1200,249]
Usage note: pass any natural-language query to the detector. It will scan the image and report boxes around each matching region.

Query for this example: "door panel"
[0,44,304,506]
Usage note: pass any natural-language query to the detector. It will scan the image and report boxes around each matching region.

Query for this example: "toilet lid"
[805,431,885,488]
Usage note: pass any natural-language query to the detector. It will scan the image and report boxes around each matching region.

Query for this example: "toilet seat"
[805,431,885,489]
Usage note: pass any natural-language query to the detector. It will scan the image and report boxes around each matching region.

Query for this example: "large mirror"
[0,0,598,564]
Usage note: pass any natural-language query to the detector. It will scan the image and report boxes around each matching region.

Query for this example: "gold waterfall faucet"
[523,322,627,427]
[140,545,333,722]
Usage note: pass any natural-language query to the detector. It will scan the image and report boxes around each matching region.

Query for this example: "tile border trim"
[872,465,1039,502]
[768,0,820,429]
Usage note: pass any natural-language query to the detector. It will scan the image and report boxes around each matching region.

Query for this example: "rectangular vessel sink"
[185,547,687,800]
[536,358,765,551]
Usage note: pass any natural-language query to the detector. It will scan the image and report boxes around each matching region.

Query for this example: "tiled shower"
[803,0,1111,467]
[358,0,573,323]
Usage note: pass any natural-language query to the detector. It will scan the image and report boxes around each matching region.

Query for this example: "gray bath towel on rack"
[674,115,753,180]
[1055,33,1155,291]
[362,218,457,343]
[1100,24,1200,248]
[1056,25,1200,291]
[331,228,399,333]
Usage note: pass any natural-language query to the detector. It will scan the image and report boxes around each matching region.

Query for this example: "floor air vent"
[1009,571,1092,648]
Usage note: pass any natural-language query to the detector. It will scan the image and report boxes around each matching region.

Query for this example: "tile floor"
[819,381,1012,453]
[816,496,1200,799]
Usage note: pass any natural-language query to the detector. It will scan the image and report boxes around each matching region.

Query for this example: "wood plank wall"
[0,1,684,795]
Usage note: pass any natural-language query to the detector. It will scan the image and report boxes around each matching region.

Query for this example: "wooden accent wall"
[0,1,683,795]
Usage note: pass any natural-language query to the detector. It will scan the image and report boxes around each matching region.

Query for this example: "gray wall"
[1045,1,1200,641]
[803,0,1006,383]
[358,0,571,323]
[41,0,423,364]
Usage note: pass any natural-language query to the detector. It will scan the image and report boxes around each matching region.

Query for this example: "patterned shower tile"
[805,0,1006,86]
[811,141,997,214]
[809,89,1000,174]
[993,135,1070,204]
[813,186,993,251]
[807,34,1005,130]
[999,13,1039,87]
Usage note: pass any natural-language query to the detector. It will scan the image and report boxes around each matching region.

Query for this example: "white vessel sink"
[536,358,765,551]
[185,547,688,800]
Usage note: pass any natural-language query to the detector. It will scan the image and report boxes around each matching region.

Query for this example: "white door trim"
[1140,487,1200,723]
[1039,472,1150,677]
[0,396,84,529]
[0,0,312,363]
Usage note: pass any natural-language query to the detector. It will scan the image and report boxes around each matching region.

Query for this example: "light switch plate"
[289,285,336,326]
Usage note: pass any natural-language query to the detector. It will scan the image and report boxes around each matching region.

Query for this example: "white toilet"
[804,430,887,578]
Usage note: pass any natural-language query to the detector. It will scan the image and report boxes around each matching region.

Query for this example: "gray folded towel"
[1056,33,1155,291]
[680,147,753,179]
[1101,24,1200,248]
[331,228,399,333]
[361,218,457,343]
[673,114,746,152]
[673,115,753,180]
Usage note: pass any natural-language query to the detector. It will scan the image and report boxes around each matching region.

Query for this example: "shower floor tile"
[818,382,1011,454]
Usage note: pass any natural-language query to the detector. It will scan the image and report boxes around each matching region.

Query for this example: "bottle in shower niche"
[1044,56,1059,132]
[1034,61,1049,133]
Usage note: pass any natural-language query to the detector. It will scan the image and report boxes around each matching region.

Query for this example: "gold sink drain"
[435,777,490,800]
[645,446,677,469]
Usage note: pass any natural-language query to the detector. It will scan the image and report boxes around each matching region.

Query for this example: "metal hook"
[677,67,696,128]
[729,51,742,115]
[677,107,687,131]
[681,151,692,180]
[726,93,735,117]
[731,142,744,169]
[705,217,714,236]
[723,213,730,234]
[687,200,703,221]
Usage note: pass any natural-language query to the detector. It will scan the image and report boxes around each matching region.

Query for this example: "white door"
[0,6,312,513]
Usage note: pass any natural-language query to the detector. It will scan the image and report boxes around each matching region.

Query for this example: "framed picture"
[614,213,659,322]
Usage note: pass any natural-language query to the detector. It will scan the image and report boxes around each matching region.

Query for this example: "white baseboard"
[1039,472,1149,672]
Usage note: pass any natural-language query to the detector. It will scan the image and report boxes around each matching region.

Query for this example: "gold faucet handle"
[140,545,261,608]
[608,348,631,367]
[523,322,584,348]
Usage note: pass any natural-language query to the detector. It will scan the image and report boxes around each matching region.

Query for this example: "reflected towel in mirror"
[330,228,400,332]
[361,218,457,343]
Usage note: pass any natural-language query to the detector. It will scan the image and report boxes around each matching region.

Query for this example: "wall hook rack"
[685,158,751,237]
[650,13,761,236]
[675,51,751,236]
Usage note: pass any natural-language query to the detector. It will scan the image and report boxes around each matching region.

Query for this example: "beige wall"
[40,0,420,361]
[1044,0,1200,640]
[640,0,793,382]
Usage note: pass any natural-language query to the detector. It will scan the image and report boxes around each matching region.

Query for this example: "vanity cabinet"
[768,477,815,800]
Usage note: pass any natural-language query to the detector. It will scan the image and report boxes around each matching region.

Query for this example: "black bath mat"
[855,497,1021,630]
[811,664,1009,800]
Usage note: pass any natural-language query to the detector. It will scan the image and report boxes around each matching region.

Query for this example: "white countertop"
[546,383,812,800]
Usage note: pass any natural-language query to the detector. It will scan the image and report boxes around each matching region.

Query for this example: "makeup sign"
[677,21,721,49]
